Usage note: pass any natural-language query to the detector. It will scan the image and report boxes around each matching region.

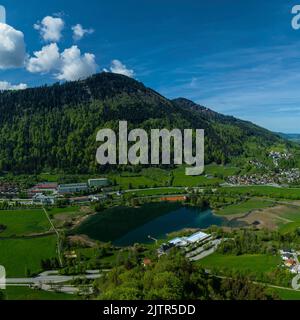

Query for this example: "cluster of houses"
[0,182,19,197]
[158,231,211,256]
[277,168,300,184]
[226,174,278,186]
[269,151,292,167]
[280,249,300,274]
[28,178,111,205]
[227,168,300,186]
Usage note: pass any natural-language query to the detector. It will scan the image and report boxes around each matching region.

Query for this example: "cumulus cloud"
[34,16,64,42]
[26,43,60,73]
[0,81,27,91]
[27,43,98,81]
[72,24,94,41]
[57,45,98,81]
[110,59,134,78]
[0,22,26,69]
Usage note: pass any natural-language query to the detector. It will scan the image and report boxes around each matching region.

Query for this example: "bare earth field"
[228,204,300,231]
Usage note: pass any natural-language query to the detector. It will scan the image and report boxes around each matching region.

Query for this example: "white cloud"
[27,43,98,81]
[110,59,134,77]
[26,43,60,73]
[57,45,98,81]
[72,24,94,41]
[0,22,26,69]
[34,16,64,42]
[0,81,27,91]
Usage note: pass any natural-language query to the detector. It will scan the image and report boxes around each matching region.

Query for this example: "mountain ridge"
[0,72,291,173]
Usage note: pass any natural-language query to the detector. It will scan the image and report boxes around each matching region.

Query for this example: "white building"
[32,193,55,205]
[167,231,211,249]
[186,231,210,244]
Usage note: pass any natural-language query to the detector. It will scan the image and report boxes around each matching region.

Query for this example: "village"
[226,168,300,186]
[226,150,300,186]
[0,178,112,206]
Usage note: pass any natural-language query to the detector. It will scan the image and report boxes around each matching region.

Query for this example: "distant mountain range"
[0,72,292,174]
[277,133,300,143]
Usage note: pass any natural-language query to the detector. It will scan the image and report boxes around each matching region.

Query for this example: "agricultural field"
[46,206,81,216]
[215,198,274,216]
[124,187,184,198]
[275,205,300,233]
[197,253,281,274]
[108,168,170,189]
[205,164,240,177]
[172,167,222,187]
[0,236,57,276]
[218,186,300,200]
[0,209,51,237]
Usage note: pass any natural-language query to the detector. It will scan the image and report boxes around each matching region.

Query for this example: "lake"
[74,202,244,246]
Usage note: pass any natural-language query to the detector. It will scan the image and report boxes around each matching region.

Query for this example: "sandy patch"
[68,234,96,247]
[233,205,294,230]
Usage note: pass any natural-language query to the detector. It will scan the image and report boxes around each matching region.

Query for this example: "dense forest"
[95,250,277,300]
[0,72,290,174]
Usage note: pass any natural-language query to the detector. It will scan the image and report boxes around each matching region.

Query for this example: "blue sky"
[0,0,300,132]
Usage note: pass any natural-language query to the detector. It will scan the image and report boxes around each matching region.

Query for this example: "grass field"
[0,209,51,237]
[46,206,81,216]
[219,186,300,199]
[124,187,184,198]
[269,287,300,300]
[172,167,222,187]
[3,286,76,300]
[276,206,300,233]
[205,164,239,177]
[215,198,274,216]
[197,253,280,274]
[0,236,57,276]
[108,168,170,189]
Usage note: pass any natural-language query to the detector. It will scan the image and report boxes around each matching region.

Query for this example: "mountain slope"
[0,72,290,173]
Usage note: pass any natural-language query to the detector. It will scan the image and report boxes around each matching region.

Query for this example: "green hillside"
[0,72,292,174]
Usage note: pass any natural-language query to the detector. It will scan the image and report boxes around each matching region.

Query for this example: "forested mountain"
[0,72,290,174]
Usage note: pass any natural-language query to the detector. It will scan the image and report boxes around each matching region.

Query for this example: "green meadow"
[0,209,51,237]
[197,253,280,274]
[4,286,76,300]
[0,236,57,276]
[172,167,221,187]
[124,187,184,198]
[46,206,81,216]
[219,186,300,199]
[215,198,274,216]
[276,206,300,233]
[269,287,300,300]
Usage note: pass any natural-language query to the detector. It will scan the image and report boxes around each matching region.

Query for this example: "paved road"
[292,274,300,290]
[6,271,102,285]
[43,207,63,266]
[189,239,222,261]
